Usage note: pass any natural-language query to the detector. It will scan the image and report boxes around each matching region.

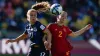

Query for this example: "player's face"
[28,11,37,24]
[57,12,67,23]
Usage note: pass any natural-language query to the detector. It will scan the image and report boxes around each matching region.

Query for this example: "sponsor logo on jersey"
[33,27,37,32]
[40,25,45,30]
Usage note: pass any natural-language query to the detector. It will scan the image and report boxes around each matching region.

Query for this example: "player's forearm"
[46,31,52,44]
[47,34,52,43]
[44,29,52,43]
[69,24,92,37]
[13,33,28,42]
[43,35,47,42]
[72,26,87,37]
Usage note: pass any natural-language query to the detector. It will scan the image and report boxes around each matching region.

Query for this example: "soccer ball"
[50,3,63,15]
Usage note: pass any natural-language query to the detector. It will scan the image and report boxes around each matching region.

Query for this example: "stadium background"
[0,0,100,56]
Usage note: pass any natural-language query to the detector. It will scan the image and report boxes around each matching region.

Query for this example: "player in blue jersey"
[6,5,52,56]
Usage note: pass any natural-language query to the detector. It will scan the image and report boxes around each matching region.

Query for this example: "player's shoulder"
[36,21,46,29]
[36,21,44,25]
[35,21,41,24]
[33,21,43,27]
[48,23,56,27]
[64,26,71,30]
[65,26,69,28]
[25,24,30,29]
[48,22,57,26]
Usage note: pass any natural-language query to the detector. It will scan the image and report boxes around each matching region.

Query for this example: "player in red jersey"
[47,11,92,56]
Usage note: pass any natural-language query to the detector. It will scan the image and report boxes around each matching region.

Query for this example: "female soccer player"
[6,2,52,56]
[47,11,92,56]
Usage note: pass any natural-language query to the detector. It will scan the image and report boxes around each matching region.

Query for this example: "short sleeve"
[38,22,46,31]
[66,27,72,35]
[47,23,52,30]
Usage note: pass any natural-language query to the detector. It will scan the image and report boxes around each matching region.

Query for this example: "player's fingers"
[88,24,92,27]
[45,46,49,50]
[45,44,51,50]
[88,24,92,29]
[85,24,92,30]
[47,44,51,50]
[44,44,49,50]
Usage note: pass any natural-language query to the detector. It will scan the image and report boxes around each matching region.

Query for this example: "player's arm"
[43,28,52,50]
[43,29,52,44]
[6,33,28,44]
[39,23,52,50]
[69,24,92,37]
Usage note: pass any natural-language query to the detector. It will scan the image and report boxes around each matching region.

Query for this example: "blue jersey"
[24,21,46,45]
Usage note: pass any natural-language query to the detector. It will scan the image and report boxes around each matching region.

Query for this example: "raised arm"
[6,33,28,44]
[69,24,92,37]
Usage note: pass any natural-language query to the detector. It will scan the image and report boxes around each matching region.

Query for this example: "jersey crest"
[55,29,57,31]
[63,28,66,32]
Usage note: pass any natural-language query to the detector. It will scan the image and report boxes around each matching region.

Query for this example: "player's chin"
[31,20,36,23]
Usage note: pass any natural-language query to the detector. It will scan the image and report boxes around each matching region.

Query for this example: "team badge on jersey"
[63,28,66,32]
[55,29,57,31]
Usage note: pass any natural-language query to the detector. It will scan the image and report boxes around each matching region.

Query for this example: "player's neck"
[30,21,37,25]
[57,22,64,26]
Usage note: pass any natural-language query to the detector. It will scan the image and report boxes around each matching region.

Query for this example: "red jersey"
[47,23,73,54]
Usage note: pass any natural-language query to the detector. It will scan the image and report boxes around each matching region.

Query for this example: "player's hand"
[85,24,92,30]
[44,41,49,50]
[44,41,51,50]
[47,42,52,50]
[6,39,15,44]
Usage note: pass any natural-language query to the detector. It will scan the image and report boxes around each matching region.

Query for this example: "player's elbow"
[69,32,78,38]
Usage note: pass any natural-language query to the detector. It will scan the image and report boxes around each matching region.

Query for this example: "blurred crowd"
[0,0,100,41]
